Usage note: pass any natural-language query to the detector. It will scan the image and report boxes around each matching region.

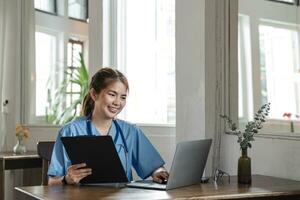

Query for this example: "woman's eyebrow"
[108,90,117,94]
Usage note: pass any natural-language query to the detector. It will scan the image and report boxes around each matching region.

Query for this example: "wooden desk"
[15,175,300,200]
[0,151,42,200]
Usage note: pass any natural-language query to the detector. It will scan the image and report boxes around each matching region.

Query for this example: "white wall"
[176,0,206,143]
[176,0,222,177]
[240,0,299,23]
[221,134,300,181]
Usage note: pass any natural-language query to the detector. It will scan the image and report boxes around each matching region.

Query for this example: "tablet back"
[61,135,128,184]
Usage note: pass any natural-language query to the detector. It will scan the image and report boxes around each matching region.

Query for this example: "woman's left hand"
[152,167,169,183]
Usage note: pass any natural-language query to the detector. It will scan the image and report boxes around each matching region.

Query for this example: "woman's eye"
[109,93,116,97]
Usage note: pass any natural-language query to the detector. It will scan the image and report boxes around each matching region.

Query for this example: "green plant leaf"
[219,102,271,150]
[46,52,89,125]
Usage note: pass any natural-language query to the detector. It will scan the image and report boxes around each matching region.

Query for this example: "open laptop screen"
[61,135,128,184]
[126,139,212,190]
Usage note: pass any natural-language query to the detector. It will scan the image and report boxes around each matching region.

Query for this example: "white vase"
[13,136,27,154]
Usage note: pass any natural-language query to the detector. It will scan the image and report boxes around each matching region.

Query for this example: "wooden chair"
[37,141,55,185]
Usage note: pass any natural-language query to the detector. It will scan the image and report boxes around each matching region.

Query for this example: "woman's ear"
[89,88,98,101]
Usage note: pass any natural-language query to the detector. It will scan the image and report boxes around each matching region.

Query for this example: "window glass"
[259,24,300,119]
[35,31,57,116]
[34,0,56,14]
[66,39,84,117]
[106,0,175,125]
[68,0,88,21]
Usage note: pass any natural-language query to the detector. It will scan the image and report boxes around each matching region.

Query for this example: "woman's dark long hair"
[81,67,129,116]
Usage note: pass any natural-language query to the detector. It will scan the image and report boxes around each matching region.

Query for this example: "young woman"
[48,67,168,185]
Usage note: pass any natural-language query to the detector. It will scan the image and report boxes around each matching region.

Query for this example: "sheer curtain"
[0,0,6,151]
[0,0,19,152]
[0,2,35,200]
[0,0,4,150]
[0,0,35,152]
[210,0,235,175]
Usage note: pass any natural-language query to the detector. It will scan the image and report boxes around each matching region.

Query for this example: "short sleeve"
[47,127,71,177]
[131,127,165,179]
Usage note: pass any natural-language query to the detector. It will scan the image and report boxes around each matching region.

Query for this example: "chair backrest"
[37,141,55,185]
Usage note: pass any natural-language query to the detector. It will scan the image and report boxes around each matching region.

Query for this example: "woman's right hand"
[65,163,92,184]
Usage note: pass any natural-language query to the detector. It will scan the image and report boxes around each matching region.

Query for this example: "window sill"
[136,123,175,128]
[232,119,300,140]
[27,124,62,129]
[27,123,175,129]
[225,130,300,141]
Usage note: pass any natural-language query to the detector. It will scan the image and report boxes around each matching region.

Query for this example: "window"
[29,0,88,125]
[66,39,84,115]
[104,0,176,125]
[238,0,300,133]
[34,0,57,14]
[259,24,300,119]
[35,30,58,117]
[68,0,88,21]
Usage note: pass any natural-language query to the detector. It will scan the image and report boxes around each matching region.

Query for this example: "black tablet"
[61,135,128,184]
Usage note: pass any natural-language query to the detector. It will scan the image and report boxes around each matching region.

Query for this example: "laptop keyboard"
[135,180,166,185]
[127,180,167,189]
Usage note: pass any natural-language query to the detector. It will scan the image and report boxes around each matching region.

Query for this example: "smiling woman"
[48,67,169,185]
[90,81,127,124]
[81,68,129,130]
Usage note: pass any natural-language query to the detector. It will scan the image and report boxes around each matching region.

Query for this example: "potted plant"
[220,103,270,184]
[46,52,89,124]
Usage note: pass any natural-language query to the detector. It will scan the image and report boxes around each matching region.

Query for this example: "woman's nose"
[113,98,120,105]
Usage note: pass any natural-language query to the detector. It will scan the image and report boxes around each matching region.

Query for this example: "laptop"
[61,135,128,184]
[126,139,212,190]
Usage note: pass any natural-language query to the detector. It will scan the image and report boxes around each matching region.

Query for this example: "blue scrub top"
[48,116,165,181]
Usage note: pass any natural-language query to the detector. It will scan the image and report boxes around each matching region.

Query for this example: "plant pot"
[238,148,251,184]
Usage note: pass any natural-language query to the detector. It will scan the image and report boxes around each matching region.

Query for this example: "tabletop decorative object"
[283,112,299,133]
[220,103,270,184]
[13,124,30,154]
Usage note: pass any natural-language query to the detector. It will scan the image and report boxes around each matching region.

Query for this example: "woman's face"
[92,81,127,120]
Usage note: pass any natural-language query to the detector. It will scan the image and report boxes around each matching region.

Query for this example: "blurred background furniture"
[0,151,42,200]
[37,141,55,186]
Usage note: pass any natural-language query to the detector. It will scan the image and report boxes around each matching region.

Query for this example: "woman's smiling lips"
[108,106,119,113]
